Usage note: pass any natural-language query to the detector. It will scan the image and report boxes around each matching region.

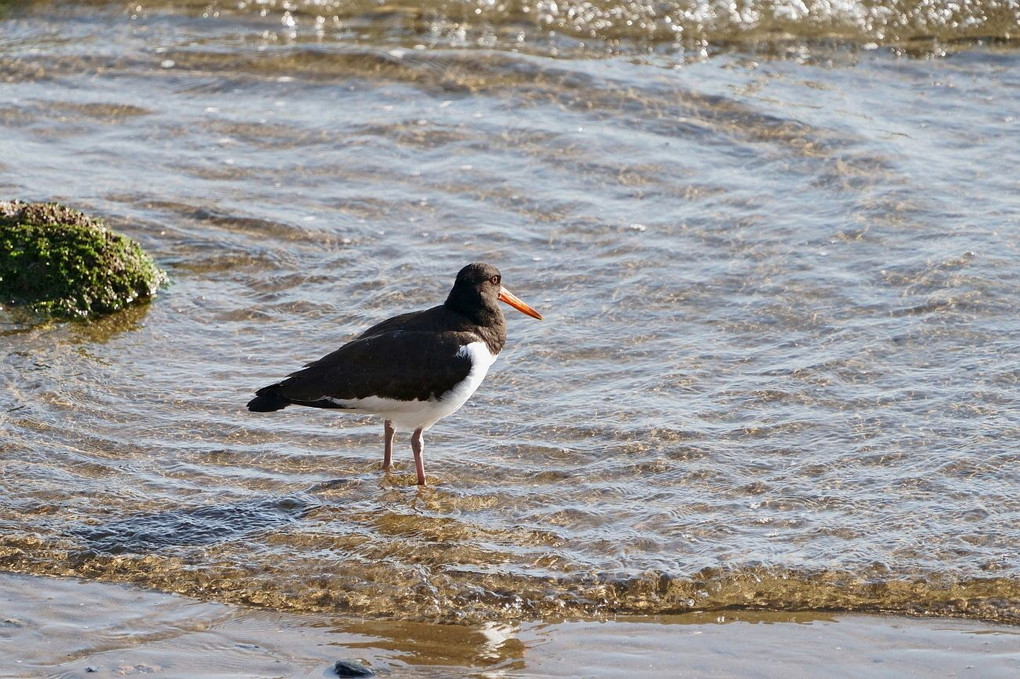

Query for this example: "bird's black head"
[445,262,504,325]
[446,262,543,326]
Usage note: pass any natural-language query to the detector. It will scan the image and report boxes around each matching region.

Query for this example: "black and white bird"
[247,262,543,485]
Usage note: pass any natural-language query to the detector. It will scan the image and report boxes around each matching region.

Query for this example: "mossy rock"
[0,200,166,319]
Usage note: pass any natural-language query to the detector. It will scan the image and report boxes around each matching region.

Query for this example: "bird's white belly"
[325,341,498,431]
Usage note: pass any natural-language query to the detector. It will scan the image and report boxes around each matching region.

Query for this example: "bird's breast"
[444,340,499,403]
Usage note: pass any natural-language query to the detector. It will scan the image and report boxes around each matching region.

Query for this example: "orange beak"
[498,286,543,320]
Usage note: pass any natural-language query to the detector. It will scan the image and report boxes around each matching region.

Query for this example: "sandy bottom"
[1,573,1017,679]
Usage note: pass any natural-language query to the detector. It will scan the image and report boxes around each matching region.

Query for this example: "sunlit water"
[1,0,1018,624]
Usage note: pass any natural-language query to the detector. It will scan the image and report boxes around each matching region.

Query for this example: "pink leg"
[383,420,395,472]
[411,427,426,486]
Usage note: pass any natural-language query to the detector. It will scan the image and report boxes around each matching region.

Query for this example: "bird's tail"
[247,384,291,412]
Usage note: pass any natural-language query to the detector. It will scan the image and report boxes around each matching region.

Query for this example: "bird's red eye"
[490,275,500,285]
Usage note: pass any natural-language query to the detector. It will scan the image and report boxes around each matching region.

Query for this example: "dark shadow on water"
[0,298,152,341]
[71,496,310,554]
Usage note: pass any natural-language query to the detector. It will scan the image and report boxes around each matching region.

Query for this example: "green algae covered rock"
[0,200,166,319]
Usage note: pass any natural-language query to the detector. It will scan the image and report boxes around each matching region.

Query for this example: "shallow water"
[3,573,1019,678]
[1,1,1019,625]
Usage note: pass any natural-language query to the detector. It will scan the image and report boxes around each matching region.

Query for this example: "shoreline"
[2,572,1017,678]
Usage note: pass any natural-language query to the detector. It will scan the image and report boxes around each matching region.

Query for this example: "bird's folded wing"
[276,330,476,403]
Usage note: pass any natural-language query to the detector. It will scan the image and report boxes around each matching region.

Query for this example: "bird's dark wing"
[273,329,477,405]
[356,310,425,339]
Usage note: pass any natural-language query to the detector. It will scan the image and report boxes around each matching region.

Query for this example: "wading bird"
[248,263,542,485]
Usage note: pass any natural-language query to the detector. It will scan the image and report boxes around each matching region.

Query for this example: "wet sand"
[1,573,1016,679]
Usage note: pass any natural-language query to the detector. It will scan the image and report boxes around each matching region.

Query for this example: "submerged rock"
[333,659,375,677]
[0,200,166,319]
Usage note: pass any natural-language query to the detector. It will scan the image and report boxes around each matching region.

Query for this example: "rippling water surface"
[1,0,1018,624]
